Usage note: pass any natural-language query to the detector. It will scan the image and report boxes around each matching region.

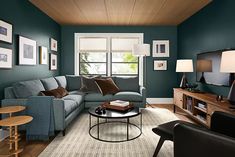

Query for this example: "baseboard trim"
[0,129,9,142]
[147,98,173,104]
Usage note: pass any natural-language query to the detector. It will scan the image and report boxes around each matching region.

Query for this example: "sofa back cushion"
[4,87,16,99]
[55,76,67,88]
[115,77,139,92]
[66,75,81,91]
[13,80,45,98]
[41,77,59,90]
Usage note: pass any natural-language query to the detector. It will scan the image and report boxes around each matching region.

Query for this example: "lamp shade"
[197,59,212,72]
[176,59,194,72]
[132,44,150,56]
[220,50,235,73]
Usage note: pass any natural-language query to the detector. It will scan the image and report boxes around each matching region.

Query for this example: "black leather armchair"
[174,111,235,157]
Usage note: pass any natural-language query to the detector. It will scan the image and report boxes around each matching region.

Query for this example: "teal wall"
[178,0,235,96]
[61,26,178,97]
[0,0,61,101]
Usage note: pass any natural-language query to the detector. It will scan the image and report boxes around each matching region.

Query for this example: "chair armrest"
[53,99,65,130]
[140,86,146,104]
[210,111,235,138]
[174,123,235,157]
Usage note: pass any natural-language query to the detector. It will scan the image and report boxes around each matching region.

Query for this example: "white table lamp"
[220,50,235,105]
[176,59,194,88]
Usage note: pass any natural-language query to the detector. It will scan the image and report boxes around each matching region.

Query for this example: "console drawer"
[174,91,183,108]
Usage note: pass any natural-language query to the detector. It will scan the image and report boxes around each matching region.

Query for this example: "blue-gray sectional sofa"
[1,75,146,135]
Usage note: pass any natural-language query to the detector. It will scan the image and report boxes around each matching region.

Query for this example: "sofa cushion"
[69,91,84,95]
[13,80,45,98]
[41,77,59,90]
[63,94,84,105]
[41,87,69,98]
[64,100,78,117]
[113,91,142,102]
[80,75,101,93]
[95,78,119,95]
[115,77,139,92]
[66,75,81,91]
[55,76,67,88]
[85,93,113,102]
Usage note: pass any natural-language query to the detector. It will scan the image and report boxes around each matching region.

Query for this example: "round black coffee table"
[88,107,142,142]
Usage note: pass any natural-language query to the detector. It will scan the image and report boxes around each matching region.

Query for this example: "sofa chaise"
[1,75,146,135]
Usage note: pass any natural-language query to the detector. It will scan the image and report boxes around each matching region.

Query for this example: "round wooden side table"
[0,116,33,157]
[0,106,26,150]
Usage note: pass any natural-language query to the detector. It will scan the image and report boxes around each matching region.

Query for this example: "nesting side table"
[0,116,33,157]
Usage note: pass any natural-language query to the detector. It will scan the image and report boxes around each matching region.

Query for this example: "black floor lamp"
[220,50,235,105]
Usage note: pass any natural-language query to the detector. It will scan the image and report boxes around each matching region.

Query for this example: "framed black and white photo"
[50,53,57,70]
[19,36,37,65]
[0,20,12,43]
[0,47,12,69]
[39,46,48,65]
[152,40,169,57]
[154,60,167,71]
[50,38,57,52]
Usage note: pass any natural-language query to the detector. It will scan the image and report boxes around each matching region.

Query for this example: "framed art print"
[0,47,12,69]
[152,40,169,57]
[0,20,13,43]
[39,46,48,65]
[50,53,57,70]
[50,38,57,52]
[19,36,37,65]
[154,60,167,71]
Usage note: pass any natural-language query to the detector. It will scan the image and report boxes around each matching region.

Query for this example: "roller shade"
[79,37,107,52]
[111,38,139,52]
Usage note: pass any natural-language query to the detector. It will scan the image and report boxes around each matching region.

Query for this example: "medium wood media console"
[173,88,235,127]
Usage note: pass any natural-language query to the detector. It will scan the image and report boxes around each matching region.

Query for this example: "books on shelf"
[196,115,206,121]
[110,100,129,107]
[198,103,206,109]
[186,97,193,112]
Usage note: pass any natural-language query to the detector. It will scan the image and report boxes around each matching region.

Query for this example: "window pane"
[80,52,106,62]
[112,63,138,75]
[111,38,139,51]
[79,38,107,51]
[112,53,138,62]
[80,63,106,75]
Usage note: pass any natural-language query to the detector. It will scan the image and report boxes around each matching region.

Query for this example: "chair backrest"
[174,123,235,157]
[210,111,235,138]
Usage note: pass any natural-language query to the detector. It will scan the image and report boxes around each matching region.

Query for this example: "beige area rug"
[39,108,178,157]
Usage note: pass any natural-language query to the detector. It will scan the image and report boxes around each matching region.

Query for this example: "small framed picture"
[152,40,169,57]
[50,38,57,51]
[19,36,37,65]
[39,46,48,65]
[154,60,167,71]
[0,47,12,69]
[50,53,57,70]
[0,20,13,44]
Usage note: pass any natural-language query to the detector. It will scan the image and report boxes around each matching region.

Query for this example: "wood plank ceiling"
[29,0,212,26]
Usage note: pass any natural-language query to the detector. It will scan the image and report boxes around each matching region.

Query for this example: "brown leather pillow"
[41,87,69,98]
[95,78,120,95]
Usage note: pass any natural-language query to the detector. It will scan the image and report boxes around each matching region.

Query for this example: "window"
[75,33,143,77]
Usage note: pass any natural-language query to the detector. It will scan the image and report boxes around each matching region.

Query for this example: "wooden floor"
[0,104,197,157]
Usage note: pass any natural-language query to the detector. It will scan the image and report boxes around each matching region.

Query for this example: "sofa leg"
[62,129,66,136]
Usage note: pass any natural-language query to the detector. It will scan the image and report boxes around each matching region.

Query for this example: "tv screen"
[196,50,230,86]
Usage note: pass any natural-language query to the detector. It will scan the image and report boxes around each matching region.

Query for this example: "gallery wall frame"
[0,19,13,44]
[154,60,167,71]
[0,47,12,69]
[19,36,37,65]
[50,53,57,70]
[39,46,48,65]
[50,38,57,52]
[152,40,169,57]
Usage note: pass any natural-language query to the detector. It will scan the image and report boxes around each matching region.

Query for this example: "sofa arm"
[140,86,146,105]
[53,99,65,130]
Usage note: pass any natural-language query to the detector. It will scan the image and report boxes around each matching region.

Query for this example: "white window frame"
[74,33,144,85]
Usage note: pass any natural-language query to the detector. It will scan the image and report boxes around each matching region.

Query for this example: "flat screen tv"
[196,50,230,87]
